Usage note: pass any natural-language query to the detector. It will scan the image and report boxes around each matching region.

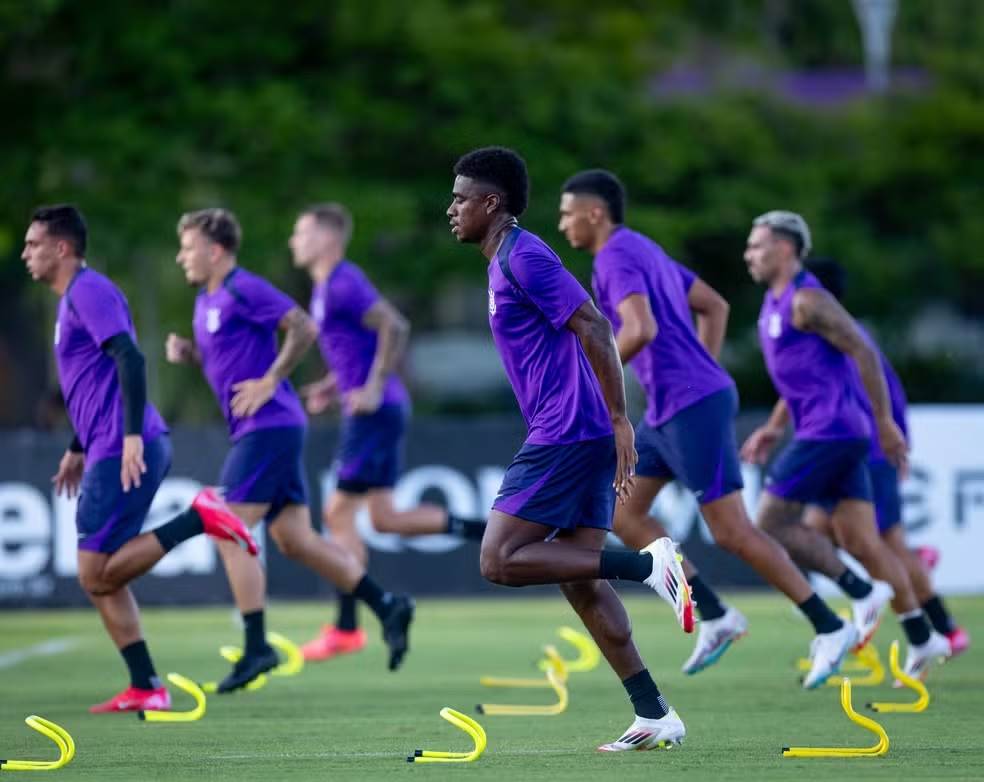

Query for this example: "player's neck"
[769,259,803,298]
[206,257,237,293]
[590,222,619,255]
[481,215,519,260]
[51,258,84,296]
[310,253,343,284]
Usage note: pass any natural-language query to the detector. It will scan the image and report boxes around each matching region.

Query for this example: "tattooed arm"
[792,287,907,470]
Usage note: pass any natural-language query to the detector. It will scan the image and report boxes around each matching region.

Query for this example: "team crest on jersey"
[53,321,61,346]
[206,307,222,334]
[488,287,496,316]
[767,313,782,338]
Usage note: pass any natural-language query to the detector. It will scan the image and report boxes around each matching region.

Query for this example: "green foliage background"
[2,1,982,424]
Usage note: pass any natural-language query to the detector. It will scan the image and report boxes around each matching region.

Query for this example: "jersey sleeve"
[595,247,648,309]
[68,275,133,346]
[672,259,697,294]
[511,246,590,330]
[329,265,380,322]
[229,272,298,329]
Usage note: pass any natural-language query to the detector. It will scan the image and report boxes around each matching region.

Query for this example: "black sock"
[446,514,487,541]
[243,610,267,654]
[353,575,393,621]
[153,508,204,552]
[836,568,873,599]
[922,596,955,635]
[797,593,843,634]
[120,640,160,690]
[689,575,727,621]
[900,610,932,646]
[336,593,358,632]
[599,550,652,583]
[622,669,669,719]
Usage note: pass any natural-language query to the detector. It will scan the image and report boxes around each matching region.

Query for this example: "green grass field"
[2,594,982,781]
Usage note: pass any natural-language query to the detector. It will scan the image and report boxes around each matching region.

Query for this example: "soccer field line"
[213,747,578,761]
[0,638,79,670]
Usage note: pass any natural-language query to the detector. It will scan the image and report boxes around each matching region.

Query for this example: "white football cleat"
[901,630,951,682]
[851,579,893,650]
[803,622,859,689]
[681,607,748,675]
[598,709,686,752]
[641,538,695,633]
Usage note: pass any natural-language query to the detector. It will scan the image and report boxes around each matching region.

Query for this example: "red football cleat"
[192,488,258,555]
[300,625,368,662]
[946,626,970,658]
[915,546,940,572]
[89,686,171,714]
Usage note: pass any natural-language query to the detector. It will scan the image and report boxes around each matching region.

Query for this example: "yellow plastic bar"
[782,679,889,758]
[139,673,207,723]
[408,708,487,763]
[866,641,930,713]
[477,667,568,716]
[267,632,304,677]
[0,715,75,771]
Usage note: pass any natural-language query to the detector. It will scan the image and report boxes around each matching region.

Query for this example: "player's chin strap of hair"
[101,332,148,437]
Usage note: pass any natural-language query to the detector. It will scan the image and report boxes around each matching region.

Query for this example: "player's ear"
[485,192,501,215]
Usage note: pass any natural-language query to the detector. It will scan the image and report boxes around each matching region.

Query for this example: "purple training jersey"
[194,267,307,441]
[310,260,409,409]
[55,267,167,464]
[488,228,612,445]
[758,270,870,440]
[592,227,734,427]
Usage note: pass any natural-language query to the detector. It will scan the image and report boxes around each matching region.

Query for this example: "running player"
[803,258,969,668]
[288,202,486,661]
[559,170,853,685]
[449,146,690,751]
[741,211,950,677]
[167,208,414,691]
[25,204,257,713]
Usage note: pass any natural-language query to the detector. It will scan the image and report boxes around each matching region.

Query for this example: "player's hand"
[231,375,277,418]
[120,434,146,493]
[612,415,637,504]
[52,450,85,498]
[165,333,197,364]
[877,416,909,477]
[300,374,338,415]
[740,425,783,464]
[346,382,383,416]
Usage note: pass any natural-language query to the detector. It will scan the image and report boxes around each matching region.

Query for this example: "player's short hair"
[177,208,242,254]
[805,258,847,301]
[31,204,87,256]
[302,203,354,245]
[753,210,812,258]
[454,146,529,217]
[561,169,626,224]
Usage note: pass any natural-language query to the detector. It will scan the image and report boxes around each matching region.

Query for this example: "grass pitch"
[2,593,982,781]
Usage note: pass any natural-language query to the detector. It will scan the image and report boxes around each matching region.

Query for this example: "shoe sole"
[598,736,684,752]
[683,630,748,676]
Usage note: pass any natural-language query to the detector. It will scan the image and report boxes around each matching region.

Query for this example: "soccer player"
[24,204,257,713]
[167,208,414,691]
[448,147,690,751]
[802,258,969,667]
[558,170,860,684]
[741,211,950,677]
[288,203,487,661]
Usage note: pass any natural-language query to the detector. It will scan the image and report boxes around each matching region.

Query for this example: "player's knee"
[78,570,113,597]
[711,522,747,556]
[271,527,310,561]
[479,546,511,586]
[369,511,399,534]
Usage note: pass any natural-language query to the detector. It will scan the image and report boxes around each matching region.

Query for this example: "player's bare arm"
[348,299,409,415]
[567,299,638,502]
[165,333,201,365]
[792,287,907,470]
[687,278,729,360]
[613,293,657,364]
[740,398,789,464]
[231,306,317,418]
